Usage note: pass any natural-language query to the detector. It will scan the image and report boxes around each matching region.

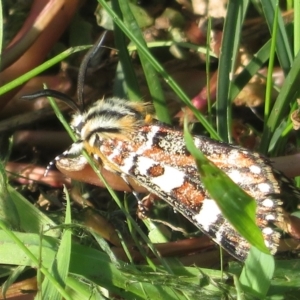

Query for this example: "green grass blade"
[91,230,121,267]
[216,0,249,142]
[231,258,300,298]
[0,230,216,299]
[0,46,90,96]
[1,265,27,298]
[97,0,220,140]
[127,40,214,55]
[0,230,58,267]
[183,118,268,254]
[206,17,213,121]
[294,2,300,56]
[0,224,72,300]
[260,49,300,154]
[65,276,106,300]
[268,259,300,297]
[0,0,3,57]
[8,186,59,237]
[239,247,274,298]
[231,39,271,100]
[111,1,142,101]
[118,0,171,124]
[261,0,293,75]
[0,161,20,229]
[40,187,72,299]
[264,2,279,128]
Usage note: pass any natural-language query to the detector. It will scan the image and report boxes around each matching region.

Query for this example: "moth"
[22,32,300,261]
[22,92,300,261]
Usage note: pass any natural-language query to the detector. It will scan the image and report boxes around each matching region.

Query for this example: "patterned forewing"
[97,122,285,260]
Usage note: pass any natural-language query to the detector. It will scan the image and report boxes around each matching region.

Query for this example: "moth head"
[72,97,154,142]
[20,31,154,176]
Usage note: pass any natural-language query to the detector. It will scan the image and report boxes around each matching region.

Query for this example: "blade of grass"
[216,0,249,143]
[0,222,72,300]
[8,186,59,237]
[0,161,20,229]
[183,118,269,254]
[118,0,171,124]
[261,0,293,75]
[97,0,220,140]
[113,61,129,98]
[0,229,238,298]
[0,231,185,299]
[123,197,171,265]
[231,257,300,298]
[206,17,212,122]
[231,39,271,99]
[294,2,300,56]
[259,49,300,154]
[0,0,3,56]
[65,276,105,300]
[1,266,28,298]
[0,46,90,96]
[111,0,142,101]
[0,231,58,267]
[263,1,279,129]
[40,186,72,299]
[91,231,121,268]
[233,274,246,300]
[240,247,274,298]
[267,119,288,154]
[268,259,300,296]
[127,41,215,55]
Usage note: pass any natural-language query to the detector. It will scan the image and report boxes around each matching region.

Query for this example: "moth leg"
[137,193,157,220]
[119,173,142,199]
[119,173,155,218]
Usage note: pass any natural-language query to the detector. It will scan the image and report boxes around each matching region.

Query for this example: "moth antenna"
[77,30,108,110]
[44,149,74,177]
[21,89,81,114]
[44,140,84,176]
[44,158,57,177]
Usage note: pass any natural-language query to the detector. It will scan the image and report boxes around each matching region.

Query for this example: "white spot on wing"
[227,150,240,164]
[249,165,261,174]
[262,227,273,235]
[265,214,275,221]
[137,156,155,175]
[228,170,242,183]
[121,153,136,174]
[258,183,271,193]
[192,199,221,231]
[107,141,124,159]
[105,141,136,173]
[138,125,160,153]
[119,126,160,174]
[136,156,185,193]
[262,198,274,207]
[215,229,223,242]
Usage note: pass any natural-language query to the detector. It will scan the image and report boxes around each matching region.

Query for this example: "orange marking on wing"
[147,164,165,177]
[172,181,205,209]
